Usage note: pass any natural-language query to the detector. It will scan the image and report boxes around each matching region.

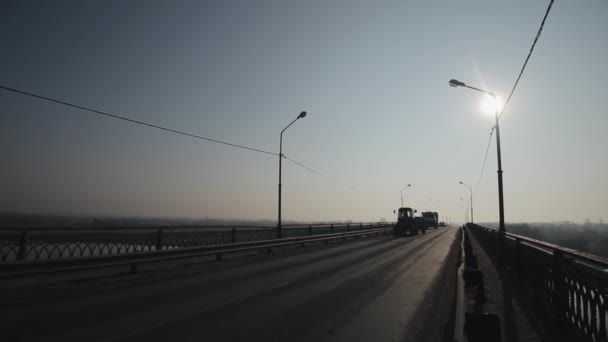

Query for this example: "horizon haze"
[1,0,607,224]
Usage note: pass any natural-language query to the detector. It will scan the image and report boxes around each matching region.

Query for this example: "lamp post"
[425,198,432,211]
[278,111,307,238]
[449,79,505,234]
[459,181,474,224]
[400,184,411,208]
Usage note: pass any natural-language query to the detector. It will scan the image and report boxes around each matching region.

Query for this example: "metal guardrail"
[0,226,392,277]
[0,222,390,263]
[468,223,608,342]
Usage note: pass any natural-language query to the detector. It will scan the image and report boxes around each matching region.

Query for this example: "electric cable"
[499,0,554,120]
[0,84,278,156]
[474,127,495,196]
[283,156,360,193]
[474,0,555,195]
[0,84,368,195]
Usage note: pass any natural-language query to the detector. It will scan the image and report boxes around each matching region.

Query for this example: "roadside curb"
[453,225,501,341]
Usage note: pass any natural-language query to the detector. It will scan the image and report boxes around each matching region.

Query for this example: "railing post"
[360,223,363,231]
[231,227,237,243]
[551,250,567,325]
[347,223,350,232]
[331,224,334,234]
[155,229,163,250]
[18,231,28,261]
[308,225,313,236]
[514,238,522,279]
[498,230,505,266]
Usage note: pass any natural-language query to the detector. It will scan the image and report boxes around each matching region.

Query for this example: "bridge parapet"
[0,222,390,263]
[468,223,608,342]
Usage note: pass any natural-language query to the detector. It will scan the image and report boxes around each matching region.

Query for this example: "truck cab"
[397,207,414,221]
[394,207,423,236]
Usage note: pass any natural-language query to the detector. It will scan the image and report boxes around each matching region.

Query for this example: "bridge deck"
[1,227,458,342]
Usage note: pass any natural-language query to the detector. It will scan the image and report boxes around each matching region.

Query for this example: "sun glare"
[480,95,503,115]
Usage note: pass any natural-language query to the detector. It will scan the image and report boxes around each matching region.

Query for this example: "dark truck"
[394,207,425,236]
[421,211,439,230]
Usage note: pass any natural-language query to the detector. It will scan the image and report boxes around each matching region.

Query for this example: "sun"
[480,95,504,115]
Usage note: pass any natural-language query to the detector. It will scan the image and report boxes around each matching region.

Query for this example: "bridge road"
[1,227,459,342]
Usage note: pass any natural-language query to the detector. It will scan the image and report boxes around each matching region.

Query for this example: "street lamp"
[278,111,307,238]
[400,184,411,208]
[459,181,474,224]
[425,198,432,211]
[449,79,505,234]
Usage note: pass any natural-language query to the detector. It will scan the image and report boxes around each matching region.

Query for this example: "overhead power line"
[473,0,555,195]
[283,156,360,193]
[0,85,278,156]
[474,127,494,196]
[499,0,555,120]
[286,155,399,202]
[1,84,368,194]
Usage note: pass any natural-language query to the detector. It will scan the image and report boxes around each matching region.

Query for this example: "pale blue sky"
[1,0,607,223]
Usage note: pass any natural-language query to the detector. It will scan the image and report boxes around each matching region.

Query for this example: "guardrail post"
[551,250,567,325]
[347,224,350,232]
[18,231,28,261]
[231,227,237,243]
[308,225,313,236]
[331,224,334,234]
[498,230,506,266]
[360,223,363,231]
[155,229,163,250]
[514,238,522,279]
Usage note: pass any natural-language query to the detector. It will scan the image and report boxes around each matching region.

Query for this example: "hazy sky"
[1,0,607,224]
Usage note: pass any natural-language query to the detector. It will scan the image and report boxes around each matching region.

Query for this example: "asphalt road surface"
[1,227,459,342]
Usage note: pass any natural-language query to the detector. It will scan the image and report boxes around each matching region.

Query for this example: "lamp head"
[298,111,307,119]
[449,79,465,87]
[459,181,464,184]
[407,184,411,187]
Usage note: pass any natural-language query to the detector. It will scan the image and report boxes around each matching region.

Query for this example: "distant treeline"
[483,221,608,258]
[0,212,362,229]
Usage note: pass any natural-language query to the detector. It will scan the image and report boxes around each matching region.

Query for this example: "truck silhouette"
[394,207,425,236]
[421,211,439,230]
